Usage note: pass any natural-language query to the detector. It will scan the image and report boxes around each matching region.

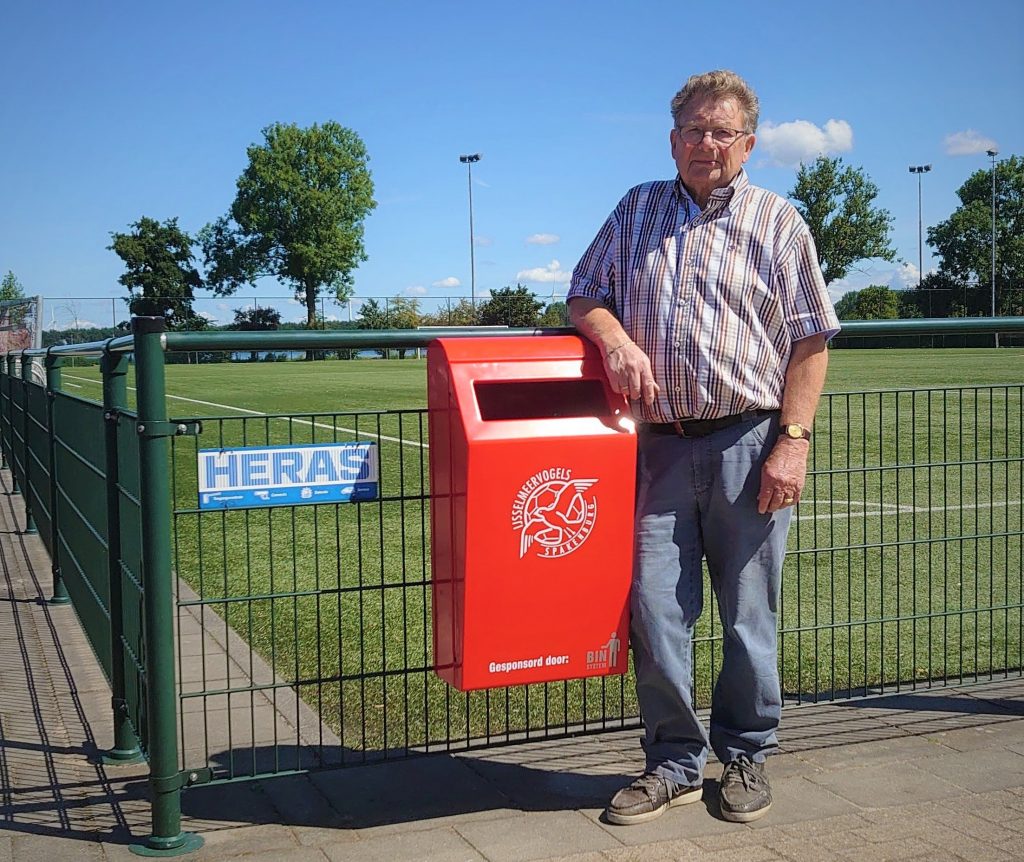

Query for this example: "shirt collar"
[674,168,750,213]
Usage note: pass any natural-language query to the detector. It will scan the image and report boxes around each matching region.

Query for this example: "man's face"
[670,95,755,202]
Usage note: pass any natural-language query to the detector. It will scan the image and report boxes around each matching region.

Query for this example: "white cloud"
[943,129,998,156]
[757,119,853,168]
[198,310,216,321]
[474,235,493,247]
[516,259,572,284]
[405,285,427,296]
[890,263,920,290]
[825,260,932,304]
[69,318,100,329]
[526,233,560,245]
[432,276,461,288]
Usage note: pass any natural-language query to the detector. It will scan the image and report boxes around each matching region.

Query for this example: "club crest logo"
[511,467,598,559]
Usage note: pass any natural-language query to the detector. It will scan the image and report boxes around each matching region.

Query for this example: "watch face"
[786,425,803,439]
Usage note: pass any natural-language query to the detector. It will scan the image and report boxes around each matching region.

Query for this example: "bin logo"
[511,467,598,559]
[586,631,621,671]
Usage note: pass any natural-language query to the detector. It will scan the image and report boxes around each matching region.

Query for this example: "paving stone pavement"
[1,466,1023,862]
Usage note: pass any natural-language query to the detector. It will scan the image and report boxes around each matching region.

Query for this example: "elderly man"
[568,70,839,825]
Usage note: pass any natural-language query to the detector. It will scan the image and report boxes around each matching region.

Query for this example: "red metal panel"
[428,336,636,691]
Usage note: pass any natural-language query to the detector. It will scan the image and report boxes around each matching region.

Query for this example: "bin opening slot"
[474,379,611,421]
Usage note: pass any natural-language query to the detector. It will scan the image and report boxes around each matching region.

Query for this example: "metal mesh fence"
[165,385,1022,782]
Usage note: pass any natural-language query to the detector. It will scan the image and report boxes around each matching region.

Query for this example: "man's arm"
[569,297,660,406]
[757,333,829,514]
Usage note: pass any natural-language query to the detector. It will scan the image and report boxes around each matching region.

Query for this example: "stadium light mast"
[986,149,999,347]
[908,165,931,289]
[459,153,481,307]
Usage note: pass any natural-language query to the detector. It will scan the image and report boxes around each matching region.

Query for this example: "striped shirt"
[568,170,840,423]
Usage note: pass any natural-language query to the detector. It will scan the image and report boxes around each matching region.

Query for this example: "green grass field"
[56,348,1024,769]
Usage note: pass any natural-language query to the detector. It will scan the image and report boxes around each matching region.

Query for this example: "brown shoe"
[719,755,772,822]
[605,772,703,825]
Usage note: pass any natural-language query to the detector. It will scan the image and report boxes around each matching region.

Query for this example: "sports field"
[59,348,1024,768]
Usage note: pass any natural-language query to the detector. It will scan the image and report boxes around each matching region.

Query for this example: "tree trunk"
[305,281,317,361]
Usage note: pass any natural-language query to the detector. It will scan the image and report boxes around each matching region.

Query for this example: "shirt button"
[674,385,682,392]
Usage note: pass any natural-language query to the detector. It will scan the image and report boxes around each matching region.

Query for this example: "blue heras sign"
[198,442,379,510]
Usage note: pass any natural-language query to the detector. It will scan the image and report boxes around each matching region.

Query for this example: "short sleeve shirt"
[568,170,840,423]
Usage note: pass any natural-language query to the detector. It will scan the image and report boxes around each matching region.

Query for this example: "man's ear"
[741,133,756,164]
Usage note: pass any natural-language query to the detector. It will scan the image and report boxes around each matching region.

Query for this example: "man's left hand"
[757,438,809,514]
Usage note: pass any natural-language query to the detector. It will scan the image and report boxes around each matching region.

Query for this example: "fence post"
[6,355,19,493]
[0,361,7,471]
[100,348,143,764]
[44,353,70,605]
[5,356,15,491]
[20,356,37,534]
[129,317,202,857]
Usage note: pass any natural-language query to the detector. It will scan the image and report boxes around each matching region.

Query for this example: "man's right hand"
[603,340,660,406]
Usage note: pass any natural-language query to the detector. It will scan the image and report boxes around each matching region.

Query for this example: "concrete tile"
[920,720,1024,753]
[806,761,965,808]
[454,810,620,862]
[602,842,705,862]
[309,755,510,831]
[832,836,939,861]
[461,754,631,810]
[218,847,331,862]
[581,793,736,844]
[745,776,861,829]
[322,827,485,862]
[759,835,854,862]
[195,823,300,857]
[914,747,1024,792]
[290,824,361,848]
[795,732,946,771]
[9,834,105,862]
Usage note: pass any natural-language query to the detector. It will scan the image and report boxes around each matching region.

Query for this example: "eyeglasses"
[674,126,749,147]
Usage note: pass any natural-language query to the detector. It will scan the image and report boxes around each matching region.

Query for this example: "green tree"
[928,154,1023,317]
[108,216,205,329]
[1,271,26,301]
[230,305,282,361]
[230,305,282,331]
[389,295,421,357]
[832,290,859,319]
[446,298,481,326]
[477,284,543,327]
[357,298,388,329]
[539,300,568,327]
[851,284,900,319]
[789,156,896,284]
[202,121,377,332]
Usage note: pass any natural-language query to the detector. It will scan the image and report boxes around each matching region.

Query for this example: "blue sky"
[2,0,1022,329]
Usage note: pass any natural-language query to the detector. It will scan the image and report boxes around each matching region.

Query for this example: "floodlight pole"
[908,165,931,289]
[986,149,999,347]
[459,153,481,307]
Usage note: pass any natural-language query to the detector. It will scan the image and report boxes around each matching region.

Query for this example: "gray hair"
[670,70,760,133]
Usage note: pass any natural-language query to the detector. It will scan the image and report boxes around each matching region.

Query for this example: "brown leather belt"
[644,409,776,438]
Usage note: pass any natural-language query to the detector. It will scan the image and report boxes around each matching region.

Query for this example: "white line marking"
[62,374,427,449]
[797,499,1022,521]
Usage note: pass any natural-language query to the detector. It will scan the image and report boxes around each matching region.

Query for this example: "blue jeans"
[631,413,791,789]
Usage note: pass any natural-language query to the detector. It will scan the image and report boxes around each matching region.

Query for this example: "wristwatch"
[780,422,812,441]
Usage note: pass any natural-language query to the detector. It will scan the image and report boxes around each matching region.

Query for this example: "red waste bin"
[427,335,636,691]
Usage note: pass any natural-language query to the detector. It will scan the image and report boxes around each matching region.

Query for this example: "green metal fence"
[2,316,1023,856]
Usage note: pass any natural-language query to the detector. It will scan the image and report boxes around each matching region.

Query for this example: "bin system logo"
[586,632,621,671]
[511,467,598,559]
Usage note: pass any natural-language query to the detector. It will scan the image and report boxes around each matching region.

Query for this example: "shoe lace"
[723,756,762,792]
[632,772,669,802]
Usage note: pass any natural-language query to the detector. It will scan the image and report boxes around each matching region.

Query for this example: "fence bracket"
[135,421,202,439]
[150,768,213,794]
